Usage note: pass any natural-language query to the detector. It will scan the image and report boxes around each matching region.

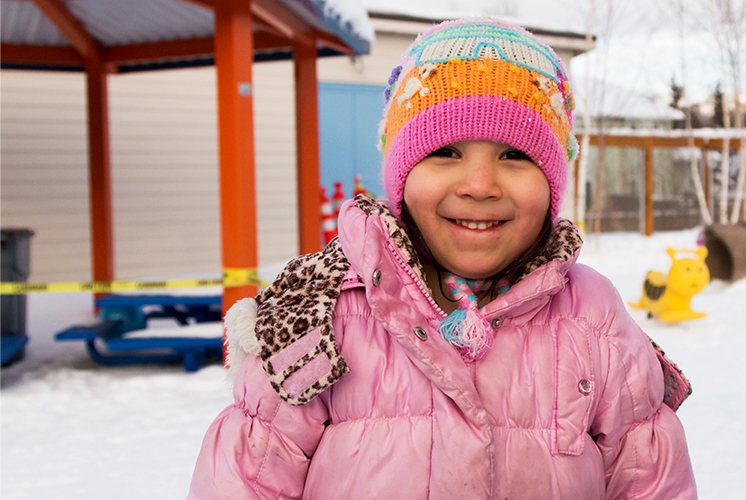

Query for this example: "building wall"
[1,71,92,283]
[318,31,413,85]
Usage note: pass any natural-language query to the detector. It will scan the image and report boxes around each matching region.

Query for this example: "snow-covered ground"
[2,229,745,499]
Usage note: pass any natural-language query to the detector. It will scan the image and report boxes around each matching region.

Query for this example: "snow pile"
[314,0,375,45]
[2,229,745,499]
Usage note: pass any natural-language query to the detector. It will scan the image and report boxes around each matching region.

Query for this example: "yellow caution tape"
[222,268,270,289]
[0,268,270,295]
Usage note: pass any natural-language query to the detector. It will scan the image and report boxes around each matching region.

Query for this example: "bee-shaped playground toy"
[629,247,710,322]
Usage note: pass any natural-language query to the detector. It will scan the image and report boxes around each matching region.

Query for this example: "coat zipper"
[385,240,447,323]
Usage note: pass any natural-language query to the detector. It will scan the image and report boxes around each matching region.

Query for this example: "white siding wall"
[317,32,413,84]
[108,69,220,280]
[252,61,298,266]
[1,63,298,284]
[1,71,91,283]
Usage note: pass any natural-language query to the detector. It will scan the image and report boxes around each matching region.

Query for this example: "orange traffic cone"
[353,175,370,197]
[332,182,346,219]
[321,187,337,244]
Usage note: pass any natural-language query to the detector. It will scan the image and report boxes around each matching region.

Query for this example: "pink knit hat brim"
[383,95,567,220]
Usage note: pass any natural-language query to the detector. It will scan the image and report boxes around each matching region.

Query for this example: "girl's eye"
[500,149,531,161]
[428,147,459,158]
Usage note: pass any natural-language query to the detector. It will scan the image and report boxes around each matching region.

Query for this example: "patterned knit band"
[379,18,578,220]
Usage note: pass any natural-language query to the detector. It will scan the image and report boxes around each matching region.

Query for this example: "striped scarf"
[437,273,509,361]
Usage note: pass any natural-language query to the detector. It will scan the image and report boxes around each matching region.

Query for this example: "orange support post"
[85,60,115,291]
[214,0,259,319]
[294,40,322,254]
[35,0,113,306]
[644,144,654,236]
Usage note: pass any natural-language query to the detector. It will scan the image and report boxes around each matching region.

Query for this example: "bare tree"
[586,0,617,241]
[671,0,714,224]
[735,135,746,223]
[702,0,746,223]
[577,0,673,237]
[575,0,597,234]
[719,105,732,222]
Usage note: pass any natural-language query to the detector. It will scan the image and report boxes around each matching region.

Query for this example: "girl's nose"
[455,154,502,201]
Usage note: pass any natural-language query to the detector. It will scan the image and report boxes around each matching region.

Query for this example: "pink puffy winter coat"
[188,196,696,499]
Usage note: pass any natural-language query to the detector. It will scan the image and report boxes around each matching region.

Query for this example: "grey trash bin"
[1,228,34,366]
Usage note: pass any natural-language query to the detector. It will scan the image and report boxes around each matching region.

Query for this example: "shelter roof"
[1,0,372,72]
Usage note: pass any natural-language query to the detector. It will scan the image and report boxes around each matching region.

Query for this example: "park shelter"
[1,0,372,312]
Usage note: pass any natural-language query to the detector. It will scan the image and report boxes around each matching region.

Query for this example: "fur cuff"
[647,336,693,411]
[224,297,260,383]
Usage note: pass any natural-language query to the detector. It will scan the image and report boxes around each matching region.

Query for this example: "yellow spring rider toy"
[628,247,710,322]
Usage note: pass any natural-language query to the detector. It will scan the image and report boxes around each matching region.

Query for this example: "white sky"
[362,0,746,107]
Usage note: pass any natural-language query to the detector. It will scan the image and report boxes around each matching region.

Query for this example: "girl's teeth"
[456,219,496,230]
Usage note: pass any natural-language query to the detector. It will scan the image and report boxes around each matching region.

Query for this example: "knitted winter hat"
[379,18,578,220]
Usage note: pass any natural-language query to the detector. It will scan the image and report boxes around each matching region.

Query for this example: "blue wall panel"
[319,82,385,201]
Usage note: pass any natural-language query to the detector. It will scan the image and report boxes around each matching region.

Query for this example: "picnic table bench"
[55,294,224,372]
[1,334,28,366]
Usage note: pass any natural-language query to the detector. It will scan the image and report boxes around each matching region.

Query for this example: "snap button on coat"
[372,269,382,286]
[578,379,593,396]
[413,327,428,341]
[491,317,503,329]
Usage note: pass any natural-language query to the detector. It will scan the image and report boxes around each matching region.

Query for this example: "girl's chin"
[445,263,509,280]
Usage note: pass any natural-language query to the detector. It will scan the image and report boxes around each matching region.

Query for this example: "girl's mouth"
[452,218,502,230]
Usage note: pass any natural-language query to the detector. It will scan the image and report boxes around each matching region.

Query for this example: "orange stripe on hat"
[383,58,572,157]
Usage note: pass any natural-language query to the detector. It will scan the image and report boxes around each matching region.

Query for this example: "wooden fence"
[576,132,745,235]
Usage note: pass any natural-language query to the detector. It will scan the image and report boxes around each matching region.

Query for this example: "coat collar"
[250,195,583,406]
[338,195,584,321]
[246,195,689,411]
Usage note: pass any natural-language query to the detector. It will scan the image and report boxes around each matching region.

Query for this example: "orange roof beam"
[249,16,283,36]
[177,0,283,35]
[2,33,322,69]
[253,31,292,52]
[0,43,84,66]
[32,0,103,63]
[313,29,355,55]
[195,0,307,41]
[250,0,312,45]
[2,33,297,68]
[104,37,214,65]
[176,0,216,9]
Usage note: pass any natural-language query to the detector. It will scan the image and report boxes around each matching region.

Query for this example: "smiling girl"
[188,18,696,499]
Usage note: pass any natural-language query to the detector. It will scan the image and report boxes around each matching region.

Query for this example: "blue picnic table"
[1,335,28,366]
[55,294,224,372]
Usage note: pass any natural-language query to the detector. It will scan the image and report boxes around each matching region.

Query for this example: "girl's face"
[403,140,550,280]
